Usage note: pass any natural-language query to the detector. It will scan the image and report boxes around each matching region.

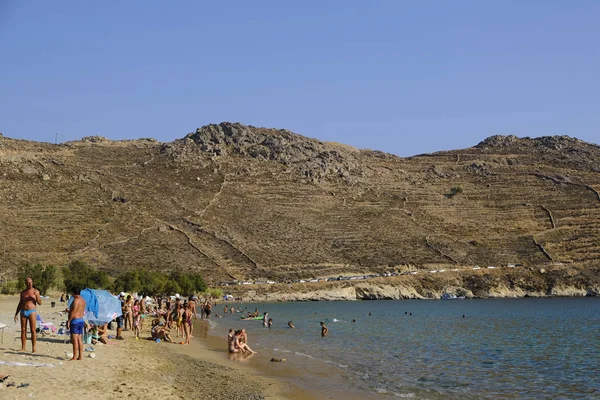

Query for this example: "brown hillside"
[0,124,599,284]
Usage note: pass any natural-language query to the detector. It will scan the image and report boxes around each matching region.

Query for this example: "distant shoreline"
[218,264,600,303]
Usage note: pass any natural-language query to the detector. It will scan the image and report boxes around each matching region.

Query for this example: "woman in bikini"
[123,295,133,331]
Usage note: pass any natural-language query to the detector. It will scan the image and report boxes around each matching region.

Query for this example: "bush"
[1,280,19,295]
[445,186,463,198]
[204,287,223,299]
[17,262,58,295]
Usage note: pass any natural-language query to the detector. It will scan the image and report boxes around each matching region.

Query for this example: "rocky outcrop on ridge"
[168,122,364,183]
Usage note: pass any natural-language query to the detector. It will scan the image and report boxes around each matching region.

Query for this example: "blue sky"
[1,1,598,156]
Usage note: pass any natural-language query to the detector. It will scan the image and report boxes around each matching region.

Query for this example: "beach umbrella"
[68,289,122,325]
[86,289,122,325]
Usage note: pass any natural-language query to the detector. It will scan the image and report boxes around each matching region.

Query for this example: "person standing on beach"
[67,288,86,360]
[183,303,193,345]
[124,295,133,331]
[14,277,42,353]
[188,295,198,337]
[320,321,328,337]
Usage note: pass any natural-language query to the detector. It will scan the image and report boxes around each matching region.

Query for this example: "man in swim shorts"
[14,277,42,353]
[67,287,86,360]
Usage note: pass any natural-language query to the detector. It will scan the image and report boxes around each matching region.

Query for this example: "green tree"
[62,260,109,293]
[190,273,207,293]
[163,279,182,295]
[112,268,207,296]
[112,270,141,293]
[170,271,194,296]
[17,262,57,295]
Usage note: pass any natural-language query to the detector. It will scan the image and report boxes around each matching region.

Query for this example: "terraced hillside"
[0,124,598,284]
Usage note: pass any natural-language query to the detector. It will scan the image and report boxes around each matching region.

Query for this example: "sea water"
[205,298,600,399]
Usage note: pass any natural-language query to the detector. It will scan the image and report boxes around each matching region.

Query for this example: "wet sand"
[187,317,381,400]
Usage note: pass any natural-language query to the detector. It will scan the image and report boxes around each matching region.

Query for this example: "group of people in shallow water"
[225,306,332,356]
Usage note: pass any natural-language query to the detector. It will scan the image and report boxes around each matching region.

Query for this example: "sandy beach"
[0,294,295,400]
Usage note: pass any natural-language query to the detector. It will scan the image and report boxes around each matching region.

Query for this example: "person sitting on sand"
[89,322,109,345]
[239,328,248,344]
[14,277,42,353]
[320,321,328,337]
[156,325,173,343]
[227,329,236,353]
[151,319,163,339]
[233,330,255,354]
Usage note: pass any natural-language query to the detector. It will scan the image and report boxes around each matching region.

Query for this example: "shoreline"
[0,294,294,400]
[218,265,600,302]
[182,319,381,400]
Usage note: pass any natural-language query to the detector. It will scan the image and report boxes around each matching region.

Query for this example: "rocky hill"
[1,123,599,293]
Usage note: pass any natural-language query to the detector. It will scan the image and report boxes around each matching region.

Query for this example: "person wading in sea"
[320,321,328,337]
[14,277,42,353]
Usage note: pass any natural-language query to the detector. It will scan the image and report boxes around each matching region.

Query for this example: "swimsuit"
[20,309,36,318]
[70,318,85,335]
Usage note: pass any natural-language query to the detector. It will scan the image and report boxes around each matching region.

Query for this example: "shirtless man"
[67,288,86,360]
[320,321,328,337]
[14,277,42,353]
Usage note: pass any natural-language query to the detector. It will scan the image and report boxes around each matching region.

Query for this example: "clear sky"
[1,1,598,157]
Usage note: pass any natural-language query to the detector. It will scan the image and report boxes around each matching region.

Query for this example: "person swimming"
[288,321,295,328]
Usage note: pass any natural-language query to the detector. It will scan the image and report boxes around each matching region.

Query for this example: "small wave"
[394,393,415,398]
[294,351,317,360]
[206,320,218,329]
[333,318,342,322]
[274,347,294,354]
[339,364,348,368]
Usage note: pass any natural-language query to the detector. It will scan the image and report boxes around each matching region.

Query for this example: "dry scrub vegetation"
[0,125,599,296]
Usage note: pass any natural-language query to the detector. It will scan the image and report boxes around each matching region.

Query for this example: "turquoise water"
[209,298,600,399]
